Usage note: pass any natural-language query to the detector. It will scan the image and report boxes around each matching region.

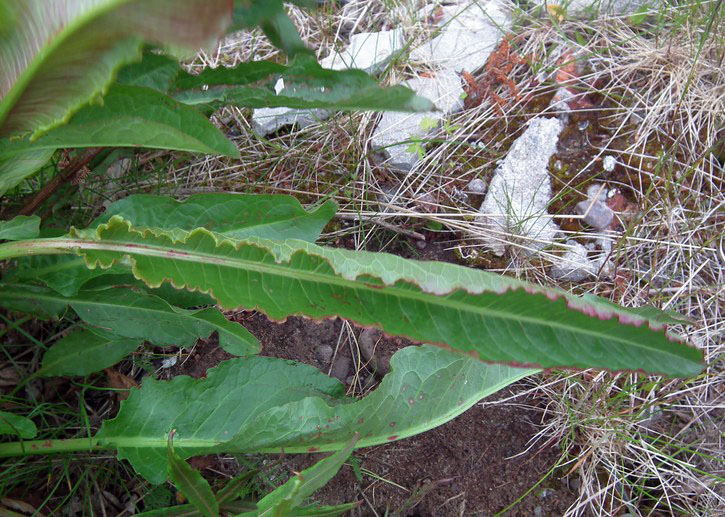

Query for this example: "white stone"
[410,1,511,73]
[551,240,597,281]
[467,178,487,194]
[478,117,563,256]
[576,183,614,229]
[251,106,326,136]
[370,69,464,171]
[603,155,616,172]
[320,29,405,74]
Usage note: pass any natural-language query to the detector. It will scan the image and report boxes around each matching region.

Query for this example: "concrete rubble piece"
[478,117,563,256]
[550,240,598,281]
[411,1,511,73]
[370,69,464,171]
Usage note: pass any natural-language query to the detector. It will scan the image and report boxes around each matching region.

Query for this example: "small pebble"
[315,345,333,364]
[330,355,351,382]
[603,155,617,172]
[576,199,614,230]
[416,240,427,249]
[466,178,487,194]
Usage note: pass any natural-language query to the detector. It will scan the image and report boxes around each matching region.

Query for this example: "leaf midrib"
[37,236,684,361]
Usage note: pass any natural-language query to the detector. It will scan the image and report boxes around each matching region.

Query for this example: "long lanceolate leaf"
[96,346,534,484]
[0,216,703,376]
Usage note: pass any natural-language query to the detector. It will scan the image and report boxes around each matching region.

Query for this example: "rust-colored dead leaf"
[189,455,215,471]
[555,50,578,86]
[104,368,139,400]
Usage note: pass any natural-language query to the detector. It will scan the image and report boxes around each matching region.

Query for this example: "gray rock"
[576,199,614,229]
[330,355,351,382]
[371,69,464,171]
[359,328,389,375]
[410,1,510,73]
[466,178,487,194]
[576,184,614,229]
[478,117,563,256]
[320,28,405,74]
[551,240,597,281]
[315,345,333,364]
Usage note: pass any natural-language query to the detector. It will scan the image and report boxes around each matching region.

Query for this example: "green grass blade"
[249,436,357,516]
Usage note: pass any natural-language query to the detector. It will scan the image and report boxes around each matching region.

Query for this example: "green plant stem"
[0,237,71,260]
[0,437,106,457]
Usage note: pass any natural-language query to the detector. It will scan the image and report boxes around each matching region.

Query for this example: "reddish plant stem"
[18,147,104,216]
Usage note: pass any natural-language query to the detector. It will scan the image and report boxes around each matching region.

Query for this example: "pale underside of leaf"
[0,0,231,138]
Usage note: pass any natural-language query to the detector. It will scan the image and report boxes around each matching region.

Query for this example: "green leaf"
[94,194,336,242]
[0,285,260,356]
[38,328,142,377]
[167,430,219,517]
[50,216,704,377]
[0,215,40,240]
[230,0,286,31]
[174,62,285,90]
[173,56,434,113]
[0,410,37,439]
[248,436,357,516]
[259,7,311,58]
[215,469,258,505]
[0,283,68,320]
[115,52,181,92]
[7,194,334,297]
[0,85,240,159]
[5,255,130,297]
[96,346,533,484]
[0,0,232,138]
[0,147,55,197]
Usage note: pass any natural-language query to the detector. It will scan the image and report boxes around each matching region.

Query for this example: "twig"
[18,147,104,216]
